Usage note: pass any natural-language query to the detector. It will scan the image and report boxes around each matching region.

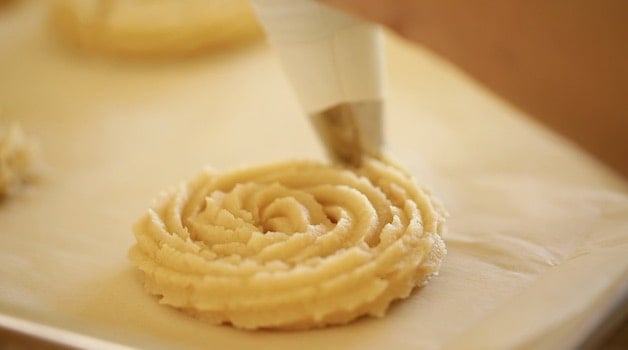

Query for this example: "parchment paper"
[0,2,626,349]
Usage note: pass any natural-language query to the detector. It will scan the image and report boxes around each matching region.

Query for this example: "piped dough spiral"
[50,0,261,56]
[0,123,40,196]
[129,158,446,329]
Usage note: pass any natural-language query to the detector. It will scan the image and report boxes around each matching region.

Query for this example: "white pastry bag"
[250,0,385,166]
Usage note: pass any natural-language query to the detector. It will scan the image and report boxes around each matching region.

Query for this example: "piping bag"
[250,0,385,166]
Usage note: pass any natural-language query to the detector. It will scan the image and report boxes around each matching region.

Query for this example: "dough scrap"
[50,0,262,56]
[0,123,40,196]
[129,158,446,329]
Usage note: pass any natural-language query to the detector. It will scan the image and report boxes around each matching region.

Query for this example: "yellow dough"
[0,122,39,196]
[50,0,261,56]
[129,158,447,329]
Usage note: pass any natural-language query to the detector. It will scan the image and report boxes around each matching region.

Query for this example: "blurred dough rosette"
[50,0,261,56]
[0,123,40,196]
[130,158,446,329]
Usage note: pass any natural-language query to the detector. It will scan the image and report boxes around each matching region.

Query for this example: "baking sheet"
[1,1,627,349]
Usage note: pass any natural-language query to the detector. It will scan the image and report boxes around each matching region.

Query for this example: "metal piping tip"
[309,100,383,167]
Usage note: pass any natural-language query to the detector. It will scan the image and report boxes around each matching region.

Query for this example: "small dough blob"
[130,158,447,330]
[0,123,40,196]
[50,0,262,56]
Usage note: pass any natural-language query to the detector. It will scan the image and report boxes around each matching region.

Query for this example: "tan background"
[322,0,628,177]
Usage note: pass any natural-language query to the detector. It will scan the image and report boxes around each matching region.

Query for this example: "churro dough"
[130,158,446,330]
[0,122,39,196]
[50,0,261,56]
